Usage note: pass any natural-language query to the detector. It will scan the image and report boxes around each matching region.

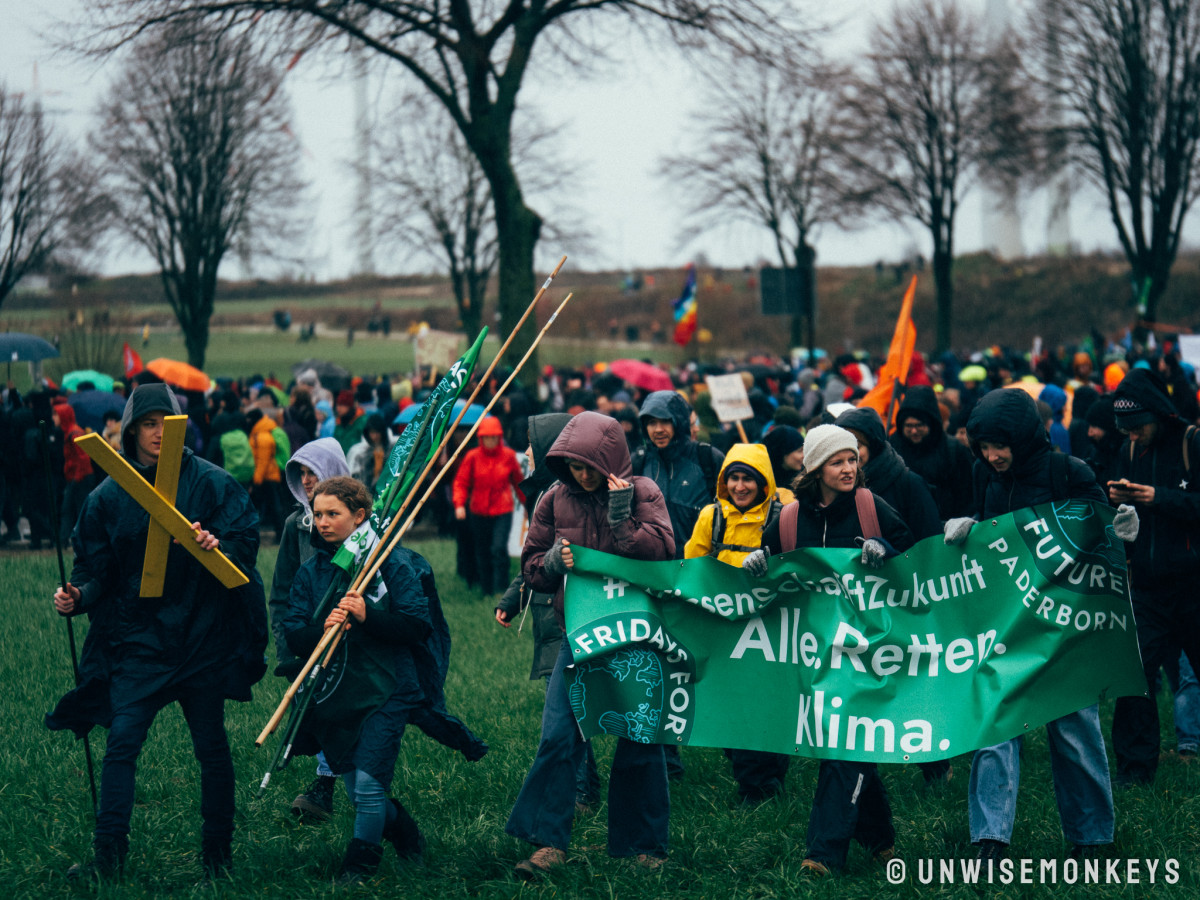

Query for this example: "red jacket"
[55,403,94,483]
[452,442,524,516]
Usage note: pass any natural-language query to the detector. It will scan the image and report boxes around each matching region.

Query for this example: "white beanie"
[802,424,859,473]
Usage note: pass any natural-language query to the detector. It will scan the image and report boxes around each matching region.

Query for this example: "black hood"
[519,413,573,502]
[836,407,888,457]
[639,390,693,459]
[966,389,1050,475]
[836,406,908,493]
[1114,368,1179,422]
[120,383,182,461]
[894,385,944,434]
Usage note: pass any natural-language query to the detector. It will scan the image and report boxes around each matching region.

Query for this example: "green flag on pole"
[562,501,1145,763]
[332,328,487,576]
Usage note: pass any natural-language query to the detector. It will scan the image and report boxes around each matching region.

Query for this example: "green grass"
[3,541,1199,898]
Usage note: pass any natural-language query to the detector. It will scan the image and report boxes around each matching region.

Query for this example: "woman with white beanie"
[744,424,914,876]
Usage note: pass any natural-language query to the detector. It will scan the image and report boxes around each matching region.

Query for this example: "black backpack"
[707,496,783,558]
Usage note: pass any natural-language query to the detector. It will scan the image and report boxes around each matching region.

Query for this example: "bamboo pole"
[255,258,567,748]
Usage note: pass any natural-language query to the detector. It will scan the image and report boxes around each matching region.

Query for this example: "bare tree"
[77,1,808,370]
[660,58,848,348]
[92,22,304,369]
[0,85,108,310]
[838,0,1035,353]
[1033,0,1200,336]
[370,91,590,337]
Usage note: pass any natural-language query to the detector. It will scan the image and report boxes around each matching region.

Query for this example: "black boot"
[381,798,425,862]
[292,774,337,823]
[202,837,233,881]
[335,838,383,887]
[66,836,126,883]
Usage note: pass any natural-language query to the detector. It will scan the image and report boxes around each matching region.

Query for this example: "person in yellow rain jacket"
[683,443,790,803]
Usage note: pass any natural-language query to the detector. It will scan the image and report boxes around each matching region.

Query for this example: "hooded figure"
[891,385,976,521]
[634,390,724,558]
[54,401,96,544]
[496,414,573,680]
[507,411,673,873]
[953,386,1114,862]
[269,437,351,667]
[46,382,266,880]
[346,413,397,493]
[762,424,804,503]
[452,415,525,596]
[1108,367,1200,785]
[836,407,941,540]
[684,443,777,566]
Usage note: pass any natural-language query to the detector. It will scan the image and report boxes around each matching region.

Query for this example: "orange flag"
[858,275,917,426]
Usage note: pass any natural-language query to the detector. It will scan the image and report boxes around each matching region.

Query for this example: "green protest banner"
[563,500,1145,763]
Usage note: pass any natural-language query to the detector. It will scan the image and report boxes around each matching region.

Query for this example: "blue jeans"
[506,637,669,857]
[344,769,397,845]
[968,704,1113,846]
[1161,652,1200,752]
[96,683,233,848]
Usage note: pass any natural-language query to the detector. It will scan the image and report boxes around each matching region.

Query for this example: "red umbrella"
[608,359,675,393]
[146,358,212,392]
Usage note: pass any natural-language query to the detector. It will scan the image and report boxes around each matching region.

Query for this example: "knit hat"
[335,389,355,408]
[1085,394,1117,431]
[723,461,767,489]
[1113,395,1157,429]
[802,424,859,473]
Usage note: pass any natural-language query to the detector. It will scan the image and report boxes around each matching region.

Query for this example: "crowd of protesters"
[13,327,1200,882]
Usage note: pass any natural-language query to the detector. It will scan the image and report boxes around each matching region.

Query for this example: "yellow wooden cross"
[75,415,249,597]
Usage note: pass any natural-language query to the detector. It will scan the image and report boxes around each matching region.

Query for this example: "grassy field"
[3,539,1200,898]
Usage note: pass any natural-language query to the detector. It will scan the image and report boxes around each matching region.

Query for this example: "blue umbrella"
[69,390,127,433]
[0,332,59,363]
[394,398,487,427]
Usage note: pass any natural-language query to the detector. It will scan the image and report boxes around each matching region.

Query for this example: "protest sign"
[705,374,753,424]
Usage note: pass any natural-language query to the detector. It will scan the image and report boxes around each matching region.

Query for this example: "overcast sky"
[0,0,1172,281]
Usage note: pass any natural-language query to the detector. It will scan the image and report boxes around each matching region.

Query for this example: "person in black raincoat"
[283,476,486,884]
[47,383,267,882]
[890,385,974,522]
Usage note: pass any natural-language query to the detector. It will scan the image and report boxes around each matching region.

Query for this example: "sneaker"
[976,839,1008,861]
[1178,745,1198,759]
[634,853,666,871]
[800,858,831,876]
[292,774,336,823]
[513,846,566,880]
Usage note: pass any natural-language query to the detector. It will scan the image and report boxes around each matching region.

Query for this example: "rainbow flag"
[672,264,698,346]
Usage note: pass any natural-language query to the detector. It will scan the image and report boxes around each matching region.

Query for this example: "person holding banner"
[282,477,443,885]
[744,424,913,876]
[944,388,1131,860]
[684,443,792,805]
[506,411,675,877]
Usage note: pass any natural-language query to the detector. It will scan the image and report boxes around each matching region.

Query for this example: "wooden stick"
[735,420,749,443]
[256,257,567,749]
[351,255,567,584]
[354,292,574,592]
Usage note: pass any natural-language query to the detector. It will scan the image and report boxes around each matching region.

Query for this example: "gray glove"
[860,538,887,569]
[742,548,769,577]
[944,517,976,545]
[543,541,569,576]
[607,484,634,526]
[1113,504,1140,542]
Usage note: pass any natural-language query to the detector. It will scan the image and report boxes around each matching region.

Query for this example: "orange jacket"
[250,415,281,484]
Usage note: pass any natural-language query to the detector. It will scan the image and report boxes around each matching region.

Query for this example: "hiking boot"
[800,858,831,876]
[513,846,566,880]
[976,839,1008,861]
[292,774,336,823]
[201,838,233,881]
[381,798,425,862]
[335,838,383,887]
[66,837,126,883]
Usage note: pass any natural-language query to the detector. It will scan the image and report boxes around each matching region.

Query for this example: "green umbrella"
[62,369,115,392]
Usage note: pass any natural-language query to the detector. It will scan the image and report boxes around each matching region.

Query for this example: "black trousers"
[1112,580,1200,783]
[806,760,894,870]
